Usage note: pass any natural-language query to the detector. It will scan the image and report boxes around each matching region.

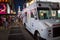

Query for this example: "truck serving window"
[38,10,57,20]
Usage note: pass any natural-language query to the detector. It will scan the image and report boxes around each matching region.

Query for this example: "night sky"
[14,0,26,13]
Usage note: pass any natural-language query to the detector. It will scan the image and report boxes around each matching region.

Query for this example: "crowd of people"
[0,13,23,30]
[0,15,16,29]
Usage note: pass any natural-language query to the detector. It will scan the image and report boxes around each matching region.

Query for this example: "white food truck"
[22,1,60,40]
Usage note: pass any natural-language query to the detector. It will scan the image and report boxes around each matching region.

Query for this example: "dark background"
[14,0,26,13]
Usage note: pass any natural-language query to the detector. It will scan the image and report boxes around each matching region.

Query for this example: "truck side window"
[31,12,34,18]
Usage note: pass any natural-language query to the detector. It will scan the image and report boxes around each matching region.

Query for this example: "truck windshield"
[38,10,58,20]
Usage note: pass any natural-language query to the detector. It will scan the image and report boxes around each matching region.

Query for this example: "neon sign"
[0,3,7,14]
[0,0,9,2]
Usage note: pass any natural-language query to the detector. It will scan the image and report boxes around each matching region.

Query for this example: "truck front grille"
[53,27,60,37]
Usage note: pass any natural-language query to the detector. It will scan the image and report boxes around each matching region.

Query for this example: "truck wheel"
[34,32,45,40]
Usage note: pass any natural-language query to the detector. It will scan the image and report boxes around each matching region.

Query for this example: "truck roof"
[36,0,60,3]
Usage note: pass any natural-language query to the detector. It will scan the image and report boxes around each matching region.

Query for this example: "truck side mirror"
[35,17,37,20]
[35,16,37,20]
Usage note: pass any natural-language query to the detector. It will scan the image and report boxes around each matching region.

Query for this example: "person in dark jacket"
[0,17,3,26]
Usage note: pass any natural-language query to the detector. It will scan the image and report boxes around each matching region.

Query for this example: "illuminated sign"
[0,0,9,2]
[27,0,34,6]
[0,3,7,14]
[29,0,34,5]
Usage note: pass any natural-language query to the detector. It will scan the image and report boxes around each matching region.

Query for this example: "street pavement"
[0,21,34,40]
[0,30,8,40]
[8,21,34,40]
[20,25,34,40]
[8,27,26,40]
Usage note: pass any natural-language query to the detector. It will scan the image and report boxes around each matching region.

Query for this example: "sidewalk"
[8,20,25,40]
[0,28,8,40]
[8,26,25,40]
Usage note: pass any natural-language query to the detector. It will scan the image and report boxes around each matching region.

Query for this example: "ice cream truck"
[22,1,60,40]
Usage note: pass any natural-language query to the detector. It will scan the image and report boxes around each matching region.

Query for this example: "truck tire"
[34,32,46,40]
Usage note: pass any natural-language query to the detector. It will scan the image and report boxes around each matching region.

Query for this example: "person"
[0,17,3,26]
[2,17,7,29]
[2,15,9,29]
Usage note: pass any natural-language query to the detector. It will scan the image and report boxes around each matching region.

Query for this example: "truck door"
[24,11,31,31]
[25,12,27,23]
[30,12,36,33]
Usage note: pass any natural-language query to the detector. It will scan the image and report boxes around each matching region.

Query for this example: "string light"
[5,0,7,2]
[0,0,9,2]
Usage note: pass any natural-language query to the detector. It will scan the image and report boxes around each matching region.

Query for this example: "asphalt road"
[0,21,34,40]
[0,30,8,40]
[8,27,25,40]
[8,22,34,40]
[8,24,34,40]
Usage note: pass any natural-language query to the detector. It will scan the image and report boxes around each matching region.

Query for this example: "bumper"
[53,37,60,40]
[47,37,60,40]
